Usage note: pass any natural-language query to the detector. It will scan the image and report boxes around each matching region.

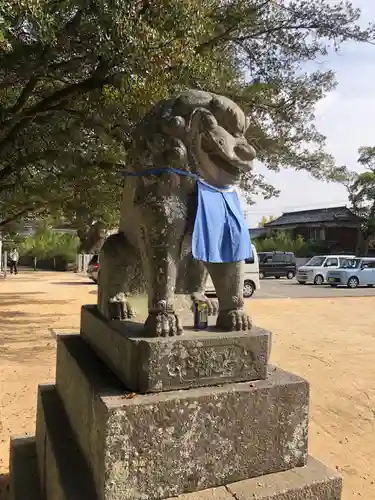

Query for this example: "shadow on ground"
[0,292,45,297]
[0,299,70,307]
[0,312,69,332]
[0,344,55,363]
[0,317,67,328]
[0,302,72,363]
[0,311,29,318]
[50,281,95,286]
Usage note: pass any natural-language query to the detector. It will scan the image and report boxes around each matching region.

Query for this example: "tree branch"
[0,117,34,168]
[0,183,17,192]
[10,76,39,114]
[232,23,325,42]
[196,25,239,54]
[0,203,48,228]
[195,0,270,53]
[23,59,111,117]
[0,59,112,159]
[0,149,58,183]
[2,11,84,119]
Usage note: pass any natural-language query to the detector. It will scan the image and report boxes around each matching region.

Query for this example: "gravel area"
[0,271,374,499]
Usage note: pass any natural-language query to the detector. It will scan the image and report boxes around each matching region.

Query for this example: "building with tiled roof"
[264,206,362,253]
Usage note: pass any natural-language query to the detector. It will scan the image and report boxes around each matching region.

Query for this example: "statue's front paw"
[144,311,183,337]
[216,309,252,332]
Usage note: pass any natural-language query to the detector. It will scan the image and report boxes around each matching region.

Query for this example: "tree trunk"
[356,232,370,256]
[77,221,108,254]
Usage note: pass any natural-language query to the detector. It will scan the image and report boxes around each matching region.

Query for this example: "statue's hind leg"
[97,232,145,320]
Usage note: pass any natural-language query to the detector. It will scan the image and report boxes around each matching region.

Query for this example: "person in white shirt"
[9,248,19,275]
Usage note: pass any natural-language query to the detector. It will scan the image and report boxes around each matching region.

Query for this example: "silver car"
[326,258,375,288]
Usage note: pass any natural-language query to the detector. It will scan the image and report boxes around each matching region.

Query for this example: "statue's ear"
[188,108,217,134]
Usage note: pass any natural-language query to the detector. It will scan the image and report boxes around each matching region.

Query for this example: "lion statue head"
[129,89,256,189]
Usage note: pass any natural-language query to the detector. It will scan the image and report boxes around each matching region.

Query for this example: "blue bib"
[192,180,251,263]
[123,168,252,264]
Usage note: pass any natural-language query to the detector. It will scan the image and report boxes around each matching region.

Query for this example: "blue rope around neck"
[123,167,198,179]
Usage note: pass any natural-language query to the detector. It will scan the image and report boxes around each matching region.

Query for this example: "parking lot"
[254,277,375,299]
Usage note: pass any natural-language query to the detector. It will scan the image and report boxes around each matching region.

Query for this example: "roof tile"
[265,206,361,227]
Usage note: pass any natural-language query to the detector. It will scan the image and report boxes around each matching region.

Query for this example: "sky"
[246,0,375,227]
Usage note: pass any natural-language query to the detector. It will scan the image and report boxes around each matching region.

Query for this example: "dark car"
[258,251,296,279]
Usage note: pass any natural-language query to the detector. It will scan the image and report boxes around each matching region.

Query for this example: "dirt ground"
[0,271,374,499]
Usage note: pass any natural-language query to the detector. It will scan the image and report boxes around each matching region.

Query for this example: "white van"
[205,244,260,298]
[296,254,355,285]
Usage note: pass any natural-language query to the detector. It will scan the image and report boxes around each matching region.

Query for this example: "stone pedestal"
[9,305,342,500]
[80,305,271,393]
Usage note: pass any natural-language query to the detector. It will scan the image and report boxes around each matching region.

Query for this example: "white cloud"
[314,92,338,115]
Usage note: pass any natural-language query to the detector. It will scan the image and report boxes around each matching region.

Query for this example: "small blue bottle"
[194,301,208,330]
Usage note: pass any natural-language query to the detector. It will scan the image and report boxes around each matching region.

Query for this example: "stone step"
[35,384,99,500]
[80,305,271,393]
[55,334,309,500]
[10,434,341,500]
[9,436,41,500]
[224,457,342,499]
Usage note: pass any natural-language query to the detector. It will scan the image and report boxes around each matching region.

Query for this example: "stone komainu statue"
[97,89,256,337]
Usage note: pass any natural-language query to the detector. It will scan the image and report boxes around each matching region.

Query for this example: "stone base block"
[10,431,341,500]
[35,384,98,500]
[55,334,309,500]
[80,305,271,393]
[9,436,41,500]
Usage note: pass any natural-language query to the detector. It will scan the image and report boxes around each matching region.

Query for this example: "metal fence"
[1,250,7,273]
[1,252,92,275]
[76,253,94,274]
[0,250,6,278]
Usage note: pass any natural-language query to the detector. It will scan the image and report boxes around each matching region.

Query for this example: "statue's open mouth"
[205,151,242,177]
[201,133,252,179]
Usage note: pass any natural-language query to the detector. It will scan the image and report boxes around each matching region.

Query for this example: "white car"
[326,258,375,288]
[205,244,260,298]
[296,254,355,285]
